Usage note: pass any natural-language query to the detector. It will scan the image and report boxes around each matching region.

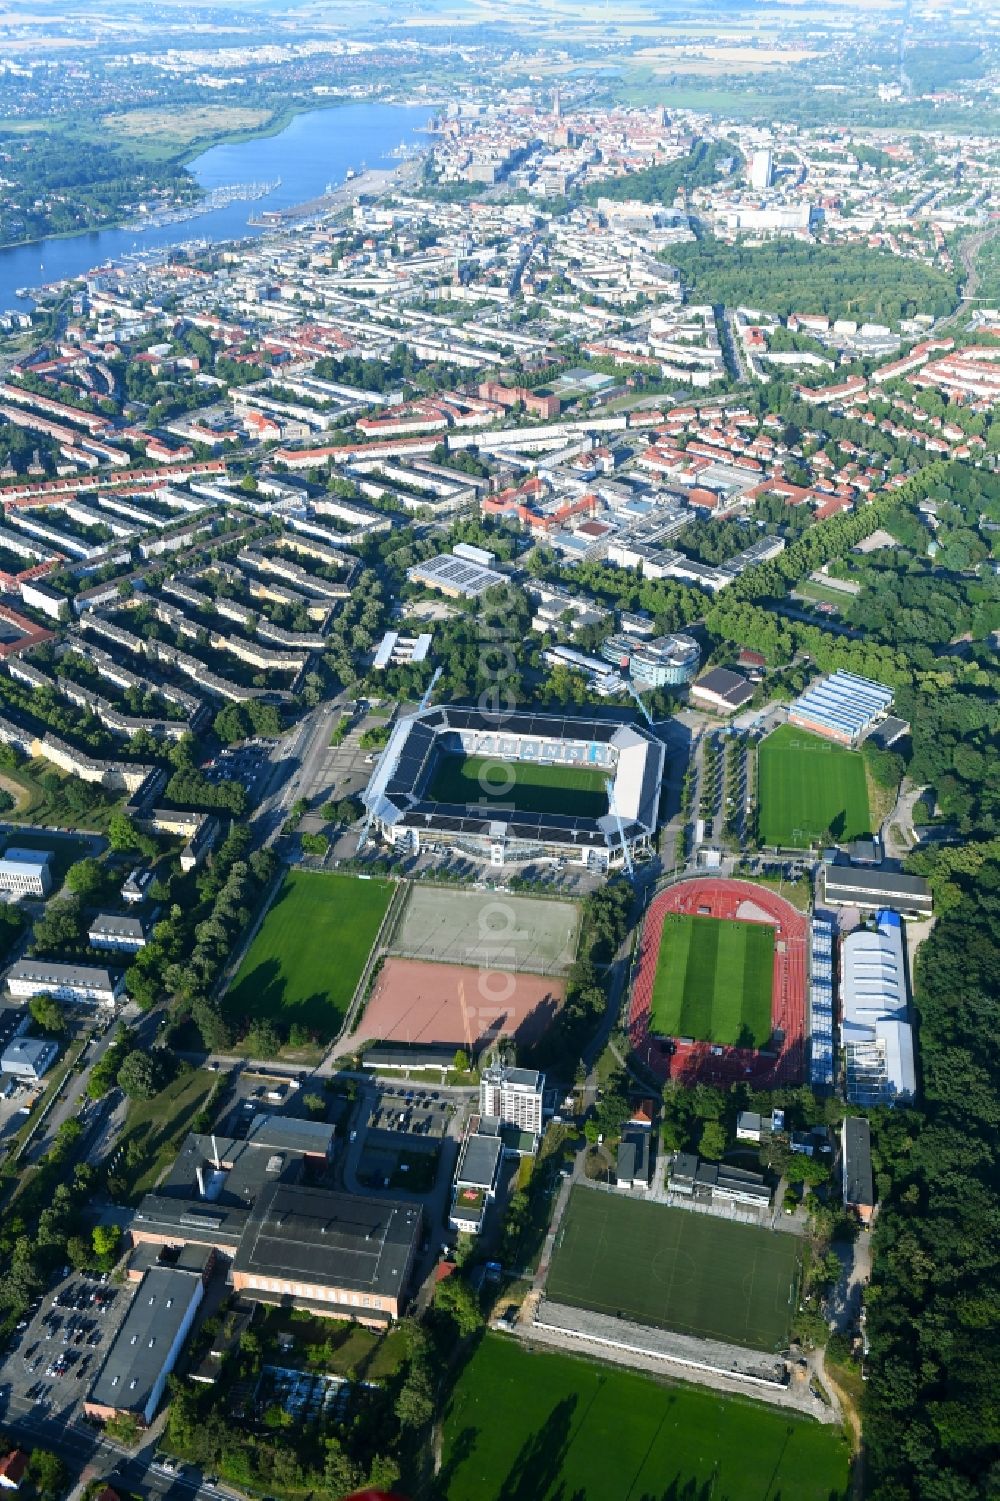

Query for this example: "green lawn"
[649,913,774,1047]
[547,1189,800,1351]
[256,1307,409,1382]
[114,1067,216,1203]
[436,1335,848,1501]
[428,753,608,818]
[758,723,872,848]
[224,870,393,1041]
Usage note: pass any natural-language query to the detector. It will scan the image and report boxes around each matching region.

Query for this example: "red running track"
[628,877,808,1088]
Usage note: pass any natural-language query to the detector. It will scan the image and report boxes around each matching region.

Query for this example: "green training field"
[758,723,872,848]
[224,870,393,1040]
[428,753,609,818]
[649,912,774,1047]
[547,1189,800,1351]
[437,1334,849,1501]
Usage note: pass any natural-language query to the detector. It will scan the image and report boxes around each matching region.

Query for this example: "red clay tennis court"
[628,877,808,1087]
[351,957,566,1052]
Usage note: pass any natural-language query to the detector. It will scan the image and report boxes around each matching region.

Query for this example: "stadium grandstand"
[809,918,835,1088]
[361,704,664,869]
[788,670,893,746]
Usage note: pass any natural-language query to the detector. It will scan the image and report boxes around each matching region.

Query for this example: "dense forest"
[864,850,1000,1501]
[664,239,960,325]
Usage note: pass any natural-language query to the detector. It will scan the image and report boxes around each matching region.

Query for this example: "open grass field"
[115,1067,216,1204]
[758,723,872,848]
[225,870,393,1041]
[428,753,608,819]
[436,1334,849,1501]
[649,913,774,1047]
[547,1189,800,1351]
[101,105,275,157]
[391,885,579,973]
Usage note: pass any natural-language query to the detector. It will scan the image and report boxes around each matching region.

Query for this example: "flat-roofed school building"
[0,848,53,898]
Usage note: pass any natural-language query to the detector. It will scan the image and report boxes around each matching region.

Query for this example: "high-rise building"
[480,1063,545,1139]
[750,148,774,192]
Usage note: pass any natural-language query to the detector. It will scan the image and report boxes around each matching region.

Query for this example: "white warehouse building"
[841,910,916,1106]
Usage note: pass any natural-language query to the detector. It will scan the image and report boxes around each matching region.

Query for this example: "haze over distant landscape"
[0,4,995,1501]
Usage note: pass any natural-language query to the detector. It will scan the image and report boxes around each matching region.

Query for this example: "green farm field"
[435,1334,848,1501]
[758,723,872,847]
[650,912,774,1047]
[224,870,393,1040]
[428,753,608,818]
[547,1189,800,1351]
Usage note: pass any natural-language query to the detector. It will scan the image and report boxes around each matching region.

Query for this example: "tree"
[65,857,107,901]
[698,1120,727,1161]
[302,1092,325,1118]
[116,1049,160,1099]
[108,810,142,852]
[432,1273,483,1339]
[28,993,64,1034]
[92,1224,120,1265]
[27,1451,67,1501]
[453,1049,470,1073]
[245,1017,282,1056]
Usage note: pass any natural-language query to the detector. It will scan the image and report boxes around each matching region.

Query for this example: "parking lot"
[365,1083,454,1140]
[204,742,274,795]
[2,1270,125,1422]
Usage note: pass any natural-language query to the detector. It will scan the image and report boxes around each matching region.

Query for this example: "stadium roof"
[789,669,893,742]
[232,1184,421,1300]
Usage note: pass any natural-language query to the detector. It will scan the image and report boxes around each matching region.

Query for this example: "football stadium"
[362,705,665,868]
[629,877,809,1086]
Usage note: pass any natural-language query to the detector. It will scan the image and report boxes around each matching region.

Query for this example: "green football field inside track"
[758,723,872,847]
[225,870,393,1039]
[650,912,774,1047]
[437,1334,849,1501]
[546,1189,801,1351]
[428,753,609,818]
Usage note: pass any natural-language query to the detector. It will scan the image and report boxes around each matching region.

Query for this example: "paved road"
[881,778,927,860]
[0,1394,232,1501]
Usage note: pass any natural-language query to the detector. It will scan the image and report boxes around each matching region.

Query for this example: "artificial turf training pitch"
[439,1334,850,1501]
[428,752,609,819]
[547,1188,800,1351]
[649,912,774,1047]
[757,723,872,847]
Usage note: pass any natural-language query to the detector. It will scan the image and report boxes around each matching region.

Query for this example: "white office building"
[750,148,774,191]
[88,913,149,954]
[6,959,124,1007]
[1,1036,59,1080]
[0,848,53,898]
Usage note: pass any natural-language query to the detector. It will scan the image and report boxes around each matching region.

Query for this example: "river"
[0,101,435,315]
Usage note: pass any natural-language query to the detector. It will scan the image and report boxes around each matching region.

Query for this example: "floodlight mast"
[626,678,655,727]
[605,776,635,879]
